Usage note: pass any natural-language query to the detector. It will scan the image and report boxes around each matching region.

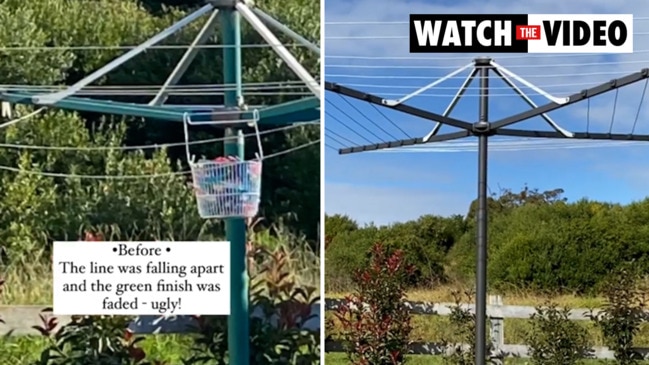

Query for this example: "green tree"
[324,214,359,239]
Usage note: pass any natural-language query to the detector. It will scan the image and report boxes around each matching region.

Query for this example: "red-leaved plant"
[333,243,414,365]
[32,230,161,365]
[184,241,320,365]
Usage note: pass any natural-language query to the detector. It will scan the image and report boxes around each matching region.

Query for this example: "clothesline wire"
[0,43,313,51]
[327,79,648,90]
[375,140,649,153]
[326,58,649,69]
[0,81,317,90]
[0,122,318,150]
[325,33,649,40]
[0,139,320,179]
[326,48,649,60]
[325,70,647,80]
[325,17,649,25]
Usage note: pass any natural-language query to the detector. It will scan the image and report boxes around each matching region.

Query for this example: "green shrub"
[525,302,591,365]
[589,267,648,365]
[325,227,379,290]
[449,200,649,293]
[325,215,463,290]
[442,290,499,365]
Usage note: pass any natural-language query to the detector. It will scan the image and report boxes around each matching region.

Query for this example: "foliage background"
[326,186,649,294]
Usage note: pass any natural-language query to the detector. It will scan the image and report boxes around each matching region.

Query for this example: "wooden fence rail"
[0,302,321,336]
[5,296,649,360]
[324,296,649,360]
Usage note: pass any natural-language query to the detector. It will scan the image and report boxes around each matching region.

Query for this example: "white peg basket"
[183,110,263,219]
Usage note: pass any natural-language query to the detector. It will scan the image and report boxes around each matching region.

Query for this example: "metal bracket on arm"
[236,1,320,99]
[252,8,320,55]
[423,68,479,142]
[382,62,474,107]
[150,8,221,106]
[33,3,215,105]
[490,60,569,105]
[490,68,649,130]
[325,81,474,130]
[491,67,574,138]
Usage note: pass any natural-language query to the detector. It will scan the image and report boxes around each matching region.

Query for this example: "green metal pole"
[221,8,249,365]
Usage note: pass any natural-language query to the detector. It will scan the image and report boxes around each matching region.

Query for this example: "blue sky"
[324,0,649,225]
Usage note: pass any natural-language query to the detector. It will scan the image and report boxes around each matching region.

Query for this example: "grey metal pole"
[475,58,490,365]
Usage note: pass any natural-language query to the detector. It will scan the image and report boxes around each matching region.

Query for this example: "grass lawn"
[0,334,195,365]
[325,352,635,364]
